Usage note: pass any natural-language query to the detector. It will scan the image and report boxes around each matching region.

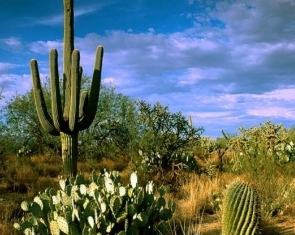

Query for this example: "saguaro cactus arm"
[69,50,81,131]
[30,59,59,136]
[50,49,65,133]
[79,90,88,120]
[78,46,104,130]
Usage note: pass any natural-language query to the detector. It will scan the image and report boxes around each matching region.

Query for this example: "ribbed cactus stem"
[61,132,78,178]
[63,0,74,120]
[50,49,64,132]
[69,50,81,131]
[222,179,260,235]
[30,0,103,178]
[78,46,103,130]
[31,59,59,136]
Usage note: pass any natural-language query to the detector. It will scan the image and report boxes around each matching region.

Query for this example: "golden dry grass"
[1,153,295,235]
[165,170,295,235]
[170,172,233,220]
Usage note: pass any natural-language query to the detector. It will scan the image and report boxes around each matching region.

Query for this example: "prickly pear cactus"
[222,179,260,235]
[14,170,176,235]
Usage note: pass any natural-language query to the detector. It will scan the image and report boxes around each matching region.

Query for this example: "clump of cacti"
[31,0,103,177]
[222,179,261,235]
[14,170,176,235]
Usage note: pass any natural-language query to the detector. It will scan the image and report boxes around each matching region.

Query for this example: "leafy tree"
[79,85,139,160]
[1,79,205,177]
[0,89,6,157]
[2,80,136,159]
[136,100,204,172]
[287,125,295,142]
[2,86,59,156]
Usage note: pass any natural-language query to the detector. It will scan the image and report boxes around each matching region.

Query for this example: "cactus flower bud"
[130,172,138,189]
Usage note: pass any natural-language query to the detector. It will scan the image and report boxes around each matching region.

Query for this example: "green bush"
[136,100,203,172]
[223,121,295,217]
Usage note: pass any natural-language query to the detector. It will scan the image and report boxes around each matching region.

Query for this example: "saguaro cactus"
[222,179,260,235]
[30,0,103,177]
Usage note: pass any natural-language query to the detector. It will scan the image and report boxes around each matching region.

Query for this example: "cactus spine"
[222,179,260,235]
[30,0,103,177]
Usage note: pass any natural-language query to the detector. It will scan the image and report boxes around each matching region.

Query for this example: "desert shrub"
[136,100,203,173]
[3,156,39,193]
[30,155,62,177]
[224,121,295,217]
[0,200,23,235]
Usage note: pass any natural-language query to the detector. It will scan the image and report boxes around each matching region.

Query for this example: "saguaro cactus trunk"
[30,0,104,178]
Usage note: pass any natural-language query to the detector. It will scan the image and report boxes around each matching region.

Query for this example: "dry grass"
[78,155,129,173]
[165,169,295,235]
[171,172,233,221]
[0,192,30,235]
[1,153,295,235]
[30,154,62,177]
[163,172,234,234]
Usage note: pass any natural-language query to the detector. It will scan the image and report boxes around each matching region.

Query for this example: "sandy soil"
[197,214,295,235]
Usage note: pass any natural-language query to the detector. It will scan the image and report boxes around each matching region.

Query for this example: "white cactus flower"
[146,181,154,194]
[52,195,60,205]
[130,172,138,189]
[88,216,95,228]
[101,202,107,213]
[105,177,115,194]
[119,186,126,196]
[88,182,98,197]
[79,184,87,195]
[59,179,66,191]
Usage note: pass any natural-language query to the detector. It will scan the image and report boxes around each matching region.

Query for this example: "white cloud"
[0,63,21,74]
[247,107,295,119]
[0,37,22,47]
[2,0,295,137]
[253,88,295,102]
[33,4,111,26]
[0,37,23,51]
[0,73,33,106]
[29,40,63,54]
[102,77,123,87]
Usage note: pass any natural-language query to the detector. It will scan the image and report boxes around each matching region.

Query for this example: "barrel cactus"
[30,0,103,177]
[222,179,260,235]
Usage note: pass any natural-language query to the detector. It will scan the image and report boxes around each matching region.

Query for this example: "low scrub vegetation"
[1,86,295,234]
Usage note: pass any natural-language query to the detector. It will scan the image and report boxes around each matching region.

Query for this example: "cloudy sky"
[1,0,295,138]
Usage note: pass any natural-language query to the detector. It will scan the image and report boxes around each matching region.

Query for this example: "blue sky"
[1,0,295,138]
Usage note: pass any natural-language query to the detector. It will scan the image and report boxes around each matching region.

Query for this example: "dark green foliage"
[2,89,59,156]
[79,85,139,160]
[136,100,203,172]
[1,82,137,160]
